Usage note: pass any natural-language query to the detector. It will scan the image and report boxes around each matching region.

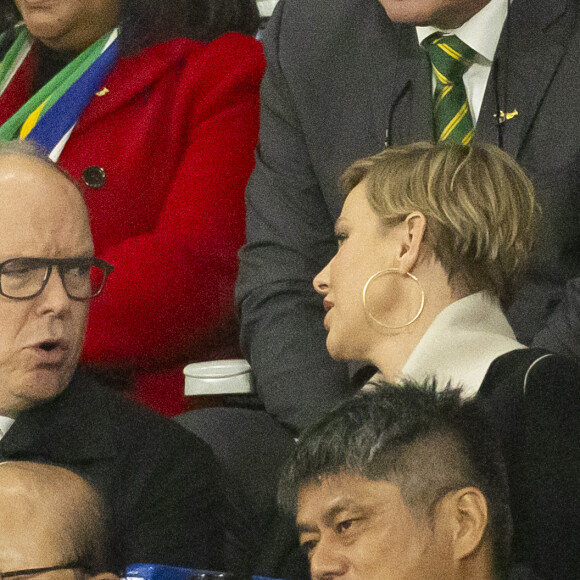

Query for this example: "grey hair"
[278,380,513,578]
[0,138,51,161]
[0,139,86,197]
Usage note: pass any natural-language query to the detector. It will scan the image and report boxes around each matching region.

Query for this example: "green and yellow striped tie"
[425,34,476,145]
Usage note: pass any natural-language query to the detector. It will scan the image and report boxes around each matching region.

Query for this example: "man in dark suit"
[237,0,580,432]
[0,140,225,572]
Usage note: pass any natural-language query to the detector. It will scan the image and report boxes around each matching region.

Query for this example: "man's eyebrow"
[297,521,318,534]
[322,502,355,526]
[55,253,95,260]
[297,500,356,533]
[73,253,95,258]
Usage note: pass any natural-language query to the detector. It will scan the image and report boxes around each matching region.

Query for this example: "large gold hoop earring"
[362,268,425,329]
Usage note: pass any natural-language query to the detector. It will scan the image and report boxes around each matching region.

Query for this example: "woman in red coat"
[0,0,265,415]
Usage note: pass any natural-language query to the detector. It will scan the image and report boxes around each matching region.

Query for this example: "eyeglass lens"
[0,258,109,300]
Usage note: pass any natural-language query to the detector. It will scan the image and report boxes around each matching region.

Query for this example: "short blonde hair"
[341,142,539,306]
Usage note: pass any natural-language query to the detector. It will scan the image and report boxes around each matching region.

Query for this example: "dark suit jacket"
[0,370,224,572]
[480,348,580,580]
[237,0,580,431]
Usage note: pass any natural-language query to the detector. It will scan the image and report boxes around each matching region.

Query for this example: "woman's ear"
[397,212,427,274]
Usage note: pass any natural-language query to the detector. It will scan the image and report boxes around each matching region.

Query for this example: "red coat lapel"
[76,38,203,131]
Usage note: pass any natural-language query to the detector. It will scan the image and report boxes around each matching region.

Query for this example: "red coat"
[0,33,265,415]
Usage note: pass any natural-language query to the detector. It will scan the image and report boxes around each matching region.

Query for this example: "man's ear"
[397,212,427,274]
[445,487,489,562]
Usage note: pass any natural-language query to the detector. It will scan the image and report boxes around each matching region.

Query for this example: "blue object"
[124,564,198,579]
[123,563,287,580]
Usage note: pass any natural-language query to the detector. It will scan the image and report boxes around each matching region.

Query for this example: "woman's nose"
[313,263,331,296]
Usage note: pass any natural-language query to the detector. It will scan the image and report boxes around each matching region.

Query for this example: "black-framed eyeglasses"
[1,561,84,578]
[0,257,114,301]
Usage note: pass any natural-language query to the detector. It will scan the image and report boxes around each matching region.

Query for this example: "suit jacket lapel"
[0,371,117,463]
[366,18,433,148]
[477,0,569,158]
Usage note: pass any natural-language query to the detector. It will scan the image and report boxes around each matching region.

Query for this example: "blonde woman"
[314,141,537,394]
[313,141,580,579]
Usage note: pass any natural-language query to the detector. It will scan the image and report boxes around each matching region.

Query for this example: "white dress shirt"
[416,0,509,123]
[0,416,15,440]
[400,292,526,397]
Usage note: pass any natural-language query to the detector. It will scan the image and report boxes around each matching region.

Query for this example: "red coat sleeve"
[80,35,265,371]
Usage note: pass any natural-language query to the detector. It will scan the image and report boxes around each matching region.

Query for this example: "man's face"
[0,155,92,417]
[377,0,491,29]
[297,473,452,580]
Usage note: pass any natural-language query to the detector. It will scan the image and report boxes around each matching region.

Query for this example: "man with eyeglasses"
[0,141,226,573]
[0,461,119,579]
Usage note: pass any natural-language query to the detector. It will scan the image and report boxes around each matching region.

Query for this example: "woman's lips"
[322,300,334,330]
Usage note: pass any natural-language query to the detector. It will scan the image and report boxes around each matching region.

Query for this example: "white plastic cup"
[184,359,253,396]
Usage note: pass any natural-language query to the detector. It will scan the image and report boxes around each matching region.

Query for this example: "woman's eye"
[335,233,348,246]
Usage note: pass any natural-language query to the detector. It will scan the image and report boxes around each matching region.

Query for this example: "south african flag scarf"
[0,26,118,156]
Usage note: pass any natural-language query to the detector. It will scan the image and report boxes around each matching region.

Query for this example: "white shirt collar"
[0,416,15,439]
[400,292,526,397]
[416,0,509,63]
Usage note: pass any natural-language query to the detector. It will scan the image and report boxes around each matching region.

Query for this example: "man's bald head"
[0,140,80,181]
[0,140,90,247]
[0,461,110,575]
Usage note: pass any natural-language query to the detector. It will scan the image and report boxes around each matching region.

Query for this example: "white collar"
[0,416,15,439]
[416,0,509,63]
[400,292,526,397]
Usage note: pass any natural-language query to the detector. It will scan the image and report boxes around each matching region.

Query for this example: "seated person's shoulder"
[481,348,580,397]
[479,348,580,447]
[275,0,376,24]
[75,371,215,462]
[184,31,264,72]
[269,0,388,47]
[519,351,580,420]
